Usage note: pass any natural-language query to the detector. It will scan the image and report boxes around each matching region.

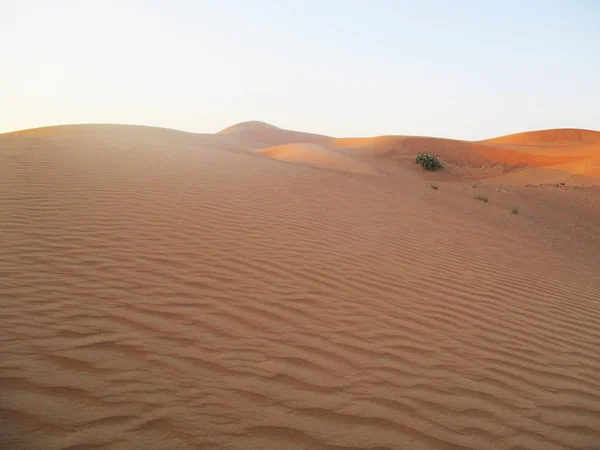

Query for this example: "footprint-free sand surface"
[1,123,599,449]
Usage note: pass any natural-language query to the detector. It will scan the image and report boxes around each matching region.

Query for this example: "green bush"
[475,194,488,203]
[512,207,519,214]
[416,153,444,171]
[430,184,439,190]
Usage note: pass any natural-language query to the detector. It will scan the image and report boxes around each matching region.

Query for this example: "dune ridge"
[481,128,600,145]
[1,124,600,449]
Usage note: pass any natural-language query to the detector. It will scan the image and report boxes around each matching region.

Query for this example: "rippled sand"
[1,124,600,450]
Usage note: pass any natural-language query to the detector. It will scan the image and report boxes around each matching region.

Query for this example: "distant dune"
[481,128,600,145]
[260,143,380,176]
[1,123,600,450]
[213,121,600,180]
[213,121,598,179]
[217,120,331,149]
[331,131,600,181]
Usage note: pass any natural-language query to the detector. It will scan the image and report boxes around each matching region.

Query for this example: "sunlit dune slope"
[333,129,600,175]
[481,128,600,146]
[260,143,379,175]
[334,136,548,170]
[484,156,600,185]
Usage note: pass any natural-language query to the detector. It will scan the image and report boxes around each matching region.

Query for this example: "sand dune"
[260,143,380,175]
[481,128,600,146]
[483,157,600,185]
[218,121,331,149]
[333,132,600,180]
[1,124,600,450]
[218,121,600,178]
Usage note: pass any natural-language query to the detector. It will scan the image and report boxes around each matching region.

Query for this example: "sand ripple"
[1,126,599,449]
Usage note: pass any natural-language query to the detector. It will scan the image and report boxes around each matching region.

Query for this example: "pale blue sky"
[1,0,599,139]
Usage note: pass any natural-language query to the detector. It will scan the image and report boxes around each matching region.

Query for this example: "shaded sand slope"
[217,121,331,149]
[1,125,600,450]
[259,143,380,175]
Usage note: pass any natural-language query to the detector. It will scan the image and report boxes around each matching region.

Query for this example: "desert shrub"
[512,207,519,214]
[430,184,439,190]
[475,194,488,203]
[416,153,443,171]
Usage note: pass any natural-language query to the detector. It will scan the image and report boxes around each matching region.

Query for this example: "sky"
[1,0,599,139]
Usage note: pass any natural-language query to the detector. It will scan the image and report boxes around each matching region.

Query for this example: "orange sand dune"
[1,124,600,450]
[219,122,600,176]
[334,136,552,170]
[333,129,600,177]
[481,128,600,146]
[218,120,331,149]
[260,143,380,175]
[485,157,600,186]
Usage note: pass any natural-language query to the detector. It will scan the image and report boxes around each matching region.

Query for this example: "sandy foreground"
[1,123,599,450]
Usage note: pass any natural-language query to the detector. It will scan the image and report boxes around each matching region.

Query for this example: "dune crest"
[217,121,332,149]
[218,120,281,134]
